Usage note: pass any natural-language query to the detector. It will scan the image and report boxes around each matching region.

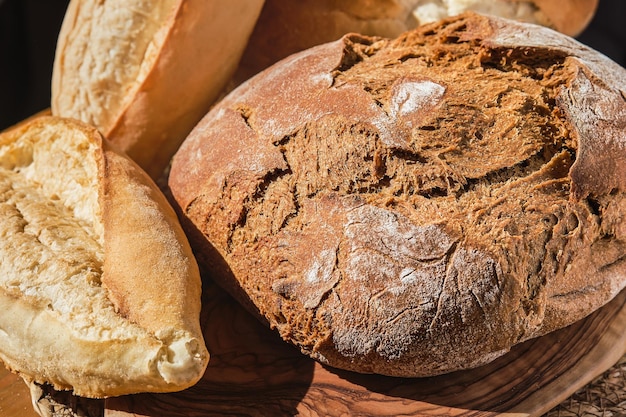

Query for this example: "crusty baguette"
[51,0,264,180]
[0,115,208,398]
[235,0,598,82]
[170,12,625,377]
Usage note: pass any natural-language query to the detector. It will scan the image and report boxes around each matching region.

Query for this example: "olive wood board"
[106,281,625,417]
[2,281,624,417]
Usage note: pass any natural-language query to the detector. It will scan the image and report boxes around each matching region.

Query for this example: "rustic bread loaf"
[51,0,264,180]
[0,116,208,397]
[169,12,626,377]
[411,0,598,35]
[236,0,597,82]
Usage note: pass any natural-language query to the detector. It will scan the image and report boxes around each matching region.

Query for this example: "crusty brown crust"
[235,0,597,83]
[52,0,264,180]
[0,116,208,397]
[170,12,625,377]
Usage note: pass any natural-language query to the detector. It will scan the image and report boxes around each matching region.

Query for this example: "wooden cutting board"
[104,281,625,417]
[3,281,624,417]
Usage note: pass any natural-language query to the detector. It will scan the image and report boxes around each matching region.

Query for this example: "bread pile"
[2,0,625,412]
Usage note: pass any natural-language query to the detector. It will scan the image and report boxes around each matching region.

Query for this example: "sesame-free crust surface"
[169,12,626,378]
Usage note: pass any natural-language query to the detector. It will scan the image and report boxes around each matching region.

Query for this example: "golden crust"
[52,0,265,179]
[0,116,208,397]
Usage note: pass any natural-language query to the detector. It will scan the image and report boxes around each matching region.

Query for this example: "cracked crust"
[235,0,597,83]
[170,13,626,377]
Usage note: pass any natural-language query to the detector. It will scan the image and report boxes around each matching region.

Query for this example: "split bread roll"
[0,116,208,397]
[236,0,598,82]
[169,12,626,377]
[52,0,264,180]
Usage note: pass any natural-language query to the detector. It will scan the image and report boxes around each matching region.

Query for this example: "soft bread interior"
[0,118,109,337]
[0,117,207,398]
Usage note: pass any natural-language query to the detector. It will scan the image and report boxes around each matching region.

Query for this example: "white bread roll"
[0,116,208,398]
[236,0,598,82]
[51,0,264,180]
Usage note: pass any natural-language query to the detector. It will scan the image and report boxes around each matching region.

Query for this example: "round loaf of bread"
[236,0,598,82]
[170,12,626,377]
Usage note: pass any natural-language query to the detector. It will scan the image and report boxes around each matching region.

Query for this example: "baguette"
[52,0,264,179]
[0,115,208,397]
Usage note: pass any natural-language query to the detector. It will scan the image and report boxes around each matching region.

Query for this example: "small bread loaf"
[236,0,598,82]
[0,116,208,397]
[170,12,626,377]
[52,0,264,179]
[411,0,598,35]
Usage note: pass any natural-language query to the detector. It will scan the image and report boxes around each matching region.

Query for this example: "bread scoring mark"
[331,33,380,74]
[227,24,577,215]
[483,15,626,198]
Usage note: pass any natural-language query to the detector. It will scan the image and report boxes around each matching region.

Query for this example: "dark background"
[0,0,624,131]
[0,0,69,130]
